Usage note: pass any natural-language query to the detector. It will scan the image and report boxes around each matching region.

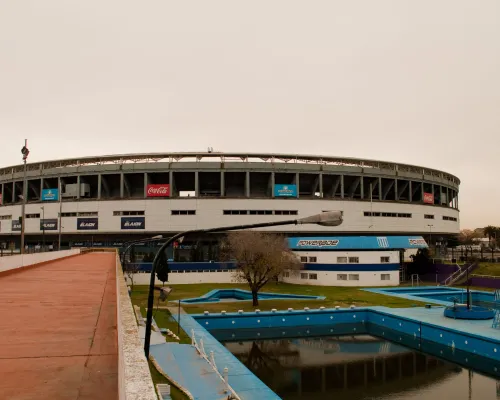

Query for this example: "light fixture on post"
[41,206,45,251]
[20,140,29,254]
[143,211,343,358]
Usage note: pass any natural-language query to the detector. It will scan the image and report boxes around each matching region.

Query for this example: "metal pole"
[41,206,45,251]
[144,218,299,358]
[20,139,28,254]
[177,299,181,335]
[57,178,62,250]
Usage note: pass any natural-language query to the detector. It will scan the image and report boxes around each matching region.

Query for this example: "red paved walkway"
[0,253,118,400]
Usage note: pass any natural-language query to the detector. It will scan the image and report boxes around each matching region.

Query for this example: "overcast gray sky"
[1,1,499,229]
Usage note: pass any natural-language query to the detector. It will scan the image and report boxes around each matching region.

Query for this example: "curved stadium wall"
[0,152,460,245]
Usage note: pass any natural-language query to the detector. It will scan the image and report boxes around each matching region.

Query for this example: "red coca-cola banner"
[146,184,170,197]
[423,192,434,204]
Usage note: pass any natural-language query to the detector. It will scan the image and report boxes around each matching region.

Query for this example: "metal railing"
[191,329,241,400]
[470,274,500,280]
[443,264,463,286]
[444,263,476,286]
[411,274,421,287]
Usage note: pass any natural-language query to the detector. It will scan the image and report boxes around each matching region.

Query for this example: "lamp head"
[298,211,343,227]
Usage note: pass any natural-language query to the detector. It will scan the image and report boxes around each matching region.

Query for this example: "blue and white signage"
[40,219,58,231]
[41,188,59,201]
[121,217,145,230]
[77,218,99,230]
[288,236,428,250]
[12,220,21,231]
[274,184,297,198]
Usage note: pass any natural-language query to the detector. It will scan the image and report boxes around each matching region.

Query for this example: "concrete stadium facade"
[0,152,460,249]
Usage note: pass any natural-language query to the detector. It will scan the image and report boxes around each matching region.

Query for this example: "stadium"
[0,151,460,285]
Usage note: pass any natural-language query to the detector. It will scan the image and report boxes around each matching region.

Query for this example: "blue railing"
[127,262,237,273]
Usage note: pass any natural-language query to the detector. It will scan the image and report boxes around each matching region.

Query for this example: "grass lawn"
[473,262,500,276]
[130,283,429,314]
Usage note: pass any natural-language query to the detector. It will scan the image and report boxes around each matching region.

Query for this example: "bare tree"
[222,231,301,306]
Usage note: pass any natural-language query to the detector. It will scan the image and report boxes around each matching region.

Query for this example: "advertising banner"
[12,220,21,231]
[77,218,99,230]
[121,216,145,230]
[40,219,58,231]
[423,192,434,204]
[41,188,59,201]
[274,184,297,197]
[146,184,170,197]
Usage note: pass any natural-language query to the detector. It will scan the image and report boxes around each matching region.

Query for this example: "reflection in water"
[224,335,500,400]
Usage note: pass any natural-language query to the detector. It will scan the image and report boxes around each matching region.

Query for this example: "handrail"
[443,264,463,286]
[445,263,476,286]
[471,274,500,280]
[191,330,241,400]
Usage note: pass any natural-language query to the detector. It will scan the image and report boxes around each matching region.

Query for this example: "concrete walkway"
[0,252,118,400]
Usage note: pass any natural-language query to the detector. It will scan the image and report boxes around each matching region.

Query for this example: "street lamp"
[120,235,164,268]
[41,206,45,251]
[20,140,29,254]
[427,224,433,249]
[143,211,343,358]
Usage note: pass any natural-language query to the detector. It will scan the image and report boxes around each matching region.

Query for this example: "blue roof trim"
[288,236,428,250]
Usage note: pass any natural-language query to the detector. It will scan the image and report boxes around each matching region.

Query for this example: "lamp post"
[143,211,343,358]
[120,235,164,269]
[20,140,29,254]
[41,206,45,251]
[427,224,433,251]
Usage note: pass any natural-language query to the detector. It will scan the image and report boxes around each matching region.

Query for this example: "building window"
[381,274,390,281]
[223,210,248,215]
[61,212,78,217]
[300,256,308,263]
[171,210,196,215]
[283,271,290,278]
[249,210,273,215]
[274,210,298,215]
[113,211,145,216]
[26,213,40,219]
[309,273,318,280]
[349,257,359,263]
[424,214,434,219]
[78,211,98,217]
[300,273,308,279]
[337,274,347,281]
[0,215,12,220]
[380,256,390,263]
[348,274,360,281]
[443,216,457,221]
[337,257,347,263]
[364,211,411,218]
[397,213,412,218]
[308,256,317,263]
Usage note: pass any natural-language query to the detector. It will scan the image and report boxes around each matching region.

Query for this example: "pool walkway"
[0,252,118,400]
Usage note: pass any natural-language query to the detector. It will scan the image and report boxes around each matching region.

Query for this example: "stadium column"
[360,176,364,200]
[120,172,124,198]
[271,172,275,198]
[394,179,398,201]
[12,181,16,204]
[97,174,102,199]
[143,172,148,198]
[220,170,225,197]
[169,171,174,197]
[431,183,434,203]
[420,180,424,202]
[378,177,382,200]
[409,181,412,202]
[318,172,323,198]
[195,171,199,197]
[0,183,3,204]
[295,172,299,199]
[245,171,250,197]
[340,175,344,199]
[439,185,443,206]
[77,175,81,199]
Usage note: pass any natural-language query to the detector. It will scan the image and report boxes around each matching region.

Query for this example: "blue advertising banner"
[121,216,145,230]
[274,184,297,197]
[287,236,428,250]
[41,188,59,201]
[77,218,99,230]
[12,220,21,231]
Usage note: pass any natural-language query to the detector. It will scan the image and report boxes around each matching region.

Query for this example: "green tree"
[409,248,432,275]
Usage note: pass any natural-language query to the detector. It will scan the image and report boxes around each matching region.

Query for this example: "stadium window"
[249,210,273,215]
[26,213,40,219]
[300,273,308,280]
[78,211,98,217]
[61,212,78,217]
[0,215,12,220]
[337,274,347,281]
[171,210,196,215]
[380,256,390,263]
[223,210,248,215]
[381,274,390,281]
[300,256,308,263]
[349,257,359,263]
[349,274,360,281]
[274,210,298,215]
[397,213,412,218]
[337,256,347,263]
[308,256,317,263]
[309,273,318,280]
[424,214,434,219]
[113,211,144,216]
[443,216,457,221]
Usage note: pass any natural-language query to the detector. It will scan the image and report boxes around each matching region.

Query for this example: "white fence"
[0,249,81,274]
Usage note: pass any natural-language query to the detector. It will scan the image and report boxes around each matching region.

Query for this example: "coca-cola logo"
[147,184,170,197]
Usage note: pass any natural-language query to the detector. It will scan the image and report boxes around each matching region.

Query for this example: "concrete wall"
[282,270,400,287]
[0,249,80,274]
[115,255,157,400]
[127,271,236,285]
[0,197,460,235]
